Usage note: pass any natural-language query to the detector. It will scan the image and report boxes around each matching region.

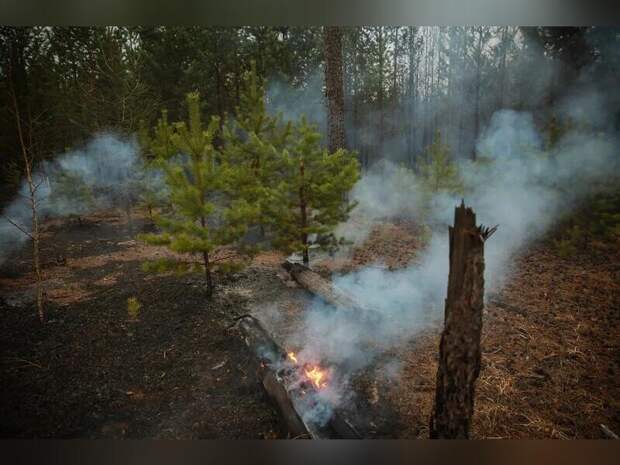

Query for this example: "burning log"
[235,315,361,439]
[430,201,497,439]
[282,261,376,318]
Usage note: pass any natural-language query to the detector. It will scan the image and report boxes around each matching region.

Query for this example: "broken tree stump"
[235,315,360,439]
[429,201,497,439]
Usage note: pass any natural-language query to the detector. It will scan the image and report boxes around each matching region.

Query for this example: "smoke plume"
[281,81,619,424]
[0,134,142,266]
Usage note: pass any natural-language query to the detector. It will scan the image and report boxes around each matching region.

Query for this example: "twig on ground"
[3,357,44,369]
[601,424,619,439]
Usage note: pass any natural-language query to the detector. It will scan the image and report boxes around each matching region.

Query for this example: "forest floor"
[0,211,297,438]
[325,220,620,439]
[0,210,618,438]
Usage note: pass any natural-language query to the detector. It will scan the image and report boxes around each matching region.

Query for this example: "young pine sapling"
[139,93,257,298]
[269,117,360,265]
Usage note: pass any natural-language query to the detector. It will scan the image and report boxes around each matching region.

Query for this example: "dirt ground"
[337,221,620,439]
[1,211,618,438]
[0,211,293,438]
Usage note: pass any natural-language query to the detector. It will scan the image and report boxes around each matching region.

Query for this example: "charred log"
[282,261,377,319]
[235,315,361,439]
[430,201,496,439]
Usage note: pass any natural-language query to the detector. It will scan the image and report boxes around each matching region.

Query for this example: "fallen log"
[235,315,361,439]
[282,261,376,317]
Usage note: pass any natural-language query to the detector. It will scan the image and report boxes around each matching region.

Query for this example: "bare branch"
[2,215,34,240]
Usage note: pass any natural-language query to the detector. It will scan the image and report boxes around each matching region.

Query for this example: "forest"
[0,26,619,439]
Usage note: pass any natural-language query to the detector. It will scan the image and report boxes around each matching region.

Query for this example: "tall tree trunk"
[392,27,399,98]
[213,30,224,131]
[497,27,509,109]
[377,27,385,160]
[350,32,360,159]
[324,26,346,152]
[430,202,496,439]
[407,27,417,167]
[472,30,483,161]
[299,159,309,266]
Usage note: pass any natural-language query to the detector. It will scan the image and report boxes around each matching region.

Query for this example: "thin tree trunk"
[203,250,213,298]
[324,26,346,152]
[8,58,44,322]
[199,213,214,298]
[429,201,496,439]
[377,27,385,159]
[392,27,399,99]
[213,29,225,136]
[498,27,509,109]
[407,27,417,167]
[472,30,483,161]
[299,158,309,266]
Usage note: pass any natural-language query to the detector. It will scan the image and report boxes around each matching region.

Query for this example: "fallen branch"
[601,424,619,440]
[2,215,34,240]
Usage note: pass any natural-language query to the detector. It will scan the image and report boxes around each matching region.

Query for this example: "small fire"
[304,366,328,390]
[287,351,329,390]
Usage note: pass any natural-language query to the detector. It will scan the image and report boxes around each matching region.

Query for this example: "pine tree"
[48,169,95,225]
[136,119,169,221]
[139,92,257,298]
[418,130,462,194]
[220,61,291,237]
[269,117,360,265]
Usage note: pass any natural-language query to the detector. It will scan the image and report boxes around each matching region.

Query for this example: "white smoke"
[285,88,620,416]
[0,134,144,265]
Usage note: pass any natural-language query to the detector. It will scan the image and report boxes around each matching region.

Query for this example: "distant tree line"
[1,26,618,205]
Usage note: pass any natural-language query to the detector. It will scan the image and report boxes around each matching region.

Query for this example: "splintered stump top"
[430,201,495,439]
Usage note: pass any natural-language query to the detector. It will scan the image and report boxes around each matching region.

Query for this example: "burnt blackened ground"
[0,212,285,438]
[0,210,393,439]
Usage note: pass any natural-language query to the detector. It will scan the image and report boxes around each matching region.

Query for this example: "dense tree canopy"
[1,26,618,206]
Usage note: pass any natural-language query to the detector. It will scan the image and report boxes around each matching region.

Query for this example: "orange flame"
[287,351,329,389]
[305,366,328,390]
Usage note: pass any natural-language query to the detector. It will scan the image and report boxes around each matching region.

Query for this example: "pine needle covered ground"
[321,221,620,439]
[0,210,618,438]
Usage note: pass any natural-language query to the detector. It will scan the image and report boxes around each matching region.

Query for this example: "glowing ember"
[287,352,298,364]
[304,366,328,390]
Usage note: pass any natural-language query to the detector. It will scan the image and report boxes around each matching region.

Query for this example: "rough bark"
[429,201,497,439]
[324,26,346,152]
